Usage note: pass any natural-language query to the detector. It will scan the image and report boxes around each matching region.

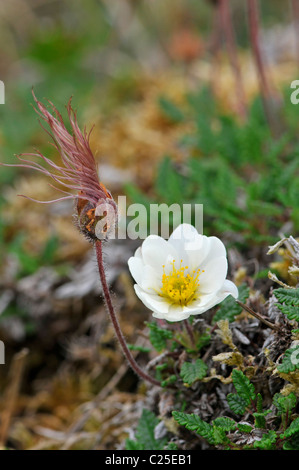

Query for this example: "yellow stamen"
[159,259,202,306]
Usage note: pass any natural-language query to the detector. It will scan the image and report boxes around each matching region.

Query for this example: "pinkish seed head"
[1,91,118,242]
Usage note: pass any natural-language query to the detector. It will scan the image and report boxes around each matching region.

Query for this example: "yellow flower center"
[159,259,203,306]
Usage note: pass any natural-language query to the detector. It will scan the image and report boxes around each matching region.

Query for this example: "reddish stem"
[218,0,247,120]
[291,0,299,69]
[183,319,196,348]
[247,0,271,97]
[247,0,281,134]
[95,240,160,387]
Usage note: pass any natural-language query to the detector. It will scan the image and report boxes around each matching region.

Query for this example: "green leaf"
[253,410,271,429]
[276,304,299,323]
[126,409,167,450]
[145,322,173,352]
[277,346,299,373]
[8,234,40,276]
[41,235,59,263]
[213,284,250,323]
[196,333,211,351]
[172,411,213,443]
[180,359,208,385]
[212,417,237,432]
[227,393,248,415]
[253,393,270,429]
[283,436,299,450]
[282,417,299,439]
[164,442,178,450]
[124,183,152,209]
[227,370,256,415]
[274,288,299,306]
[256,393,263,413]
[273,393,297,416]
[211,426,229,445]
[158,96,184,123]
[237,423,252,433]
[154,157,185,204]
[125,439,144,450]
[253,430,277,450]
[127,344,151,353]
[161,374,177,388]
[231,369,256,404]
[247,200,283,217]
[275,287,299,323]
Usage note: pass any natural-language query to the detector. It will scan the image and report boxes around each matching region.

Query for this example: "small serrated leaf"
[212,417,237,432]
[276,304,299,323]
[172,411,213,442]
[282,417,299,439]
[253,410,271,429]
[126,409,167,450]
[277,346,299,374]
[274,288,299,306]
[227,393,248,415]
[273,393,297,415]
[237,422,252,433]
[145,321,173,352]
[253,430,277,450]
[211,426,228,445]
[180,359,208,385]
[231,369,256,404]
[256,393,263,413]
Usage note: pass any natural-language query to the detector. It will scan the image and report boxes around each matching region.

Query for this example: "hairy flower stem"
[95,240,161,387]
[236,300,279,332]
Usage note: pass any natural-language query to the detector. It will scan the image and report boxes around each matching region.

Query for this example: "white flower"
[128,224,238,322]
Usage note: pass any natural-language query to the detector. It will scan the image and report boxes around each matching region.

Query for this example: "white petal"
[185,235,210,271]
[178,293,219,316]
[128,256,144,285]
[169,225,212,271]
[199,256,228,293]
[190,280,239,315]
[219,279,239,299]
[134,285,170,314]
[140,264,161,292]
[141,235,178,274]
[169,224,199,247]
[204,236,227,262]
[134,247,142,259]
[196,294,226,313]
[153,305,191,322]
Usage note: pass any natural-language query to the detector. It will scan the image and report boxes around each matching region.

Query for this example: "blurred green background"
[0,0,294,165]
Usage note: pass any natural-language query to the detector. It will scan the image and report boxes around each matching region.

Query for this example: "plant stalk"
[95,240,160,387]
[183,319,196,348]
[247,0,281,136]
[236,299,279,331]
[218,0,247,120]
[291,0,299,69]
